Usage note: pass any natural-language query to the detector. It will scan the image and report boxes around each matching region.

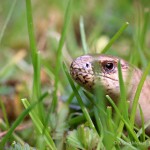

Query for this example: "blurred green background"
[0,0,150,149]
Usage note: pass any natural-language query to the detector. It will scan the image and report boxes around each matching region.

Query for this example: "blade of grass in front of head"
[93,107,103,136]
[83,90,110,136]
[118,61,129,121]
[51,0,72,113]
[116,61,129,138]
[92,60,109,137]
[94,85,116,149]
[106,106,114,132]
[93,85,106,137]
[130,62,150,128]
[106,95,139,142]
[101,22,129,53]
[83,91,107,117]
[63,63,97,133]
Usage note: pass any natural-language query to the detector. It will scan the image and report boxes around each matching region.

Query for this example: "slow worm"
[70,54,150,134]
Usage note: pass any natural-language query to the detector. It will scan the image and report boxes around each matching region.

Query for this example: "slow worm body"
[70,54,150,133]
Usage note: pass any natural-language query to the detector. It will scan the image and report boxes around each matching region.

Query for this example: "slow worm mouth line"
[72,71,118,82]
[95,74,118,82]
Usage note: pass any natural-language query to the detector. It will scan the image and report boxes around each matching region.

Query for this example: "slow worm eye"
[85,63,90,68]
[103,62,114,72]
[86,63,89,68]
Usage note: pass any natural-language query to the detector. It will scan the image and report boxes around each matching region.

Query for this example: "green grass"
[101,22,129,53]
[0,0,17,45]
[0,0,150,149]
[51,0,72,113]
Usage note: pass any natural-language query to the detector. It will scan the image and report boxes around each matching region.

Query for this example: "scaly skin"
[70,54,150,133]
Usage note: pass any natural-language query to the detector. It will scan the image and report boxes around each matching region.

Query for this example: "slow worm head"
[70,54,150,134]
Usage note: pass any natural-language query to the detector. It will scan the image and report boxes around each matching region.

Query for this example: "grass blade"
[0,92,48,149]
[26,0,41,101]
[80,16,88,54]
[22,98,56,150]
[130,62,150,127]
[106,95,139,142]
[93,107,103,136]
[0,0,17,45]
[139,105,145,141]
[106,106,115,133]
[63,63,97,132]
[118,61,129,121]
[101,22,129,53]
[26,0,45,123]
[0,50,26,79]
[140,8,149,49]
[0,100,9,129]
[51,0,72,112]
[26,0,37,63]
